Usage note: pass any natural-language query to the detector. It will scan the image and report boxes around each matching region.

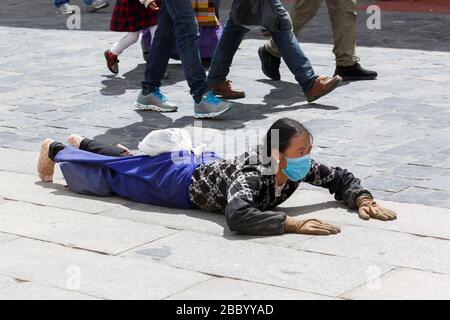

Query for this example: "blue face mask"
[281,153,312,181]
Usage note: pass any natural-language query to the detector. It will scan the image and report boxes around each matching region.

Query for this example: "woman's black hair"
[262,118,313,157]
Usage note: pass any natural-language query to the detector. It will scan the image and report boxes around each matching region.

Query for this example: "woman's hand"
[285,216,341,236]
[356,195,397,221]
[144,0,159,10]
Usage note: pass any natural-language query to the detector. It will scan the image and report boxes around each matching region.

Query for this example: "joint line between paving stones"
[0,196,123,216]
[113,230,181,256]
[0,231,112,256]
[0,271,106,300]
[334,220,450,242]
[336,267,399,299]
[160,276,214,300]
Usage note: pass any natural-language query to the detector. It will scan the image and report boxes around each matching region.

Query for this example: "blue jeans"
[54,0,94,7]
[142,0,209,102]
[215,0,221,18]
[208,0,317,93]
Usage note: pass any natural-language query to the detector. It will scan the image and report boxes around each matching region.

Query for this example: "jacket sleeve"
[304,159,372,210]
[225,170,287,236]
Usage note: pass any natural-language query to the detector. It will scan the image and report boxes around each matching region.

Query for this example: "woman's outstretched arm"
[225,170,287,236]
[304,159,397,220]
[304,159,371,209]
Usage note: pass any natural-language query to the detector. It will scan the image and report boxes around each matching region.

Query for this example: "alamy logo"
[66,265,82,290]
[367,5,381,30]
[66,5,82,30]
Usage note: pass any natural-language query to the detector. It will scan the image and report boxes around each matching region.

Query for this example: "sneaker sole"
[338,75,378,81]
[213,93,246,100]
[307,78,342,103]
[134,102,177,113]
[194,106,232,119]
[91,3,109,11]
[56,10,75,14]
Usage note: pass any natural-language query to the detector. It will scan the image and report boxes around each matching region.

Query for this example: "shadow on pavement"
[93,79,340,149]
[100,63,186,96]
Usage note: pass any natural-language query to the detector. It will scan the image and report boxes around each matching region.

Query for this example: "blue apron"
[54,146,220,209]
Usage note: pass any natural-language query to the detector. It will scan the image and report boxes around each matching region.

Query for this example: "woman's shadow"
[35,180,348,241]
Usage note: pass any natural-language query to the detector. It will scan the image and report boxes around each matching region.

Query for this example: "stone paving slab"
[166,277,336,300]
[280,189,450,240]
[0,238,211,300]
[0,147,64,179]
[342,268,450,300]
[0,232,19,245]
[123,231,394,297]
[293,225,450,275]
[0,171,126,214]
[0,200,177,255]
[100,203,314,249]
[0,275,99,300]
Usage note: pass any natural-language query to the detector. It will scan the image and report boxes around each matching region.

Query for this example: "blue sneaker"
[194,91,232,119]
[135,87,178,112]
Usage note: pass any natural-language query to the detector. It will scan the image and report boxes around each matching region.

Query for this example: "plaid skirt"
[110,0,160,32]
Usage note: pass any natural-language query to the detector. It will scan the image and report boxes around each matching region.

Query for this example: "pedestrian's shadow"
[94,78,340,147]
[99,63,186,96]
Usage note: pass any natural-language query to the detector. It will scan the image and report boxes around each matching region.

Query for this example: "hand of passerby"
[144,0,159,10]
[284,216,341,236]
[356,195,397,221]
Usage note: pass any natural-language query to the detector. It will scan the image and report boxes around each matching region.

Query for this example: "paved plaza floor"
[0,0,449,300]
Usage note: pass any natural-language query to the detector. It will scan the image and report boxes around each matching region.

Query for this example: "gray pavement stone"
[0,171,125,214]
[167,278,336,300]
[416,172,450,192]
[0,232,19,245]
[343,268,450,300]
[0,238,211,300]
[294,225,450,275]
[280,189,450,240]
[124,231,393,297]
[362,175,415,193]
[389,164,447,181]
[0,275,99,300]
[388,186,449,208]
[0,201,177,255]
[101,203,314,249]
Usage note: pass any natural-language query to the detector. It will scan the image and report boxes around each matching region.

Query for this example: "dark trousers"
[49,139,127,161]
[142,0,209,102]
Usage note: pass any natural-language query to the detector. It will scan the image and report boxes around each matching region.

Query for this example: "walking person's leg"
[326,0,377,80]
[55,0,76,14]
[207,14,249,99]
[105,31,141,74]
[136,0,232,118]
[54,0,70,7]
[265,0,322,60]
[136,0,179,112]
[262,0,342,102]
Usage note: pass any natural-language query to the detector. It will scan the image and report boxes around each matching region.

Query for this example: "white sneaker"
[56,3,76,15]
[90,0,109,11]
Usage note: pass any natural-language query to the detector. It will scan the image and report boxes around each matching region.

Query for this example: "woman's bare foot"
[67,134,83,148]
[37,138,55,182]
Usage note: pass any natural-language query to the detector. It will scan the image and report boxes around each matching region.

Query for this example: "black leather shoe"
[258,46,281,81]
[334,63,378,81]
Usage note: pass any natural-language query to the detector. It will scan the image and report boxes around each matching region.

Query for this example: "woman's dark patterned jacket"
[188,150,371,236]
